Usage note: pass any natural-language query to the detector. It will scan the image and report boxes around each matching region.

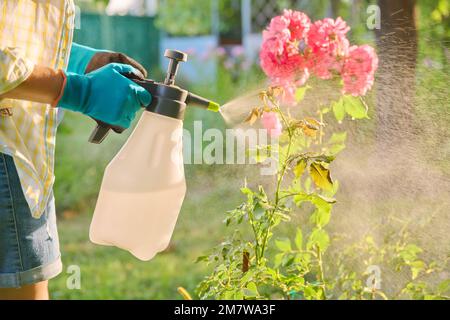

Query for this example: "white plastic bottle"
[89,111,186,261]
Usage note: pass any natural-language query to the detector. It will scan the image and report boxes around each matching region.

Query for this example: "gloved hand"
[56,63,151,129]
[68,43,147,79]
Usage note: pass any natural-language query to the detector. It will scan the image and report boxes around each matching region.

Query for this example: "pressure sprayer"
[88,49,220,261]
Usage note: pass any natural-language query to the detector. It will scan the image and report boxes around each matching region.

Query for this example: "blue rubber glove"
[57,63,151,129]
[68,42,147,78]
[67,43,102,75]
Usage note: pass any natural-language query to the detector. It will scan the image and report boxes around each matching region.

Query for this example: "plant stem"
[259,107,294,259]
[318,108,324,145]
[316,246,327,299]
[247,208,260,265]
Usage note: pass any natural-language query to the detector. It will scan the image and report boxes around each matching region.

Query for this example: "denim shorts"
[0,153,62,288]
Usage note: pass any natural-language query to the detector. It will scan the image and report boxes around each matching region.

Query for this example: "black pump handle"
[88,120,126,144]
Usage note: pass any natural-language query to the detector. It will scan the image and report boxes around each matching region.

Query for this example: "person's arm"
[1,42,148,104]
[1,62,151,129]
[0,46,151,129]
[0,65,64,105]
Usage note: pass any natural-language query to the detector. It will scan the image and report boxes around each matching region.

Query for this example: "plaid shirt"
[0,0,75,218]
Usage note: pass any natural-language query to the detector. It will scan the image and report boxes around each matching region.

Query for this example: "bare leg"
[0,281,49,300]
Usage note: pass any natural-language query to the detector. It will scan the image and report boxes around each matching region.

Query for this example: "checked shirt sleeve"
[0,47,35,95]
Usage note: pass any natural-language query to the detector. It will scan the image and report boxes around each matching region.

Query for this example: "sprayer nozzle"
[208,101,220,112]
[186,92,220,112]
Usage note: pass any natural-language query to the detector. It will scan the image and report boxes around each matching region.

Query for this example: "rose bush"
[194,10,448,300]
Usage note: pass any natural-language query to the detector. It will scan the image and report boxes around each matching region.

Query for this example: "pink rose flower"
[259,11,377,103]
[283,9,311,40]
[342,45,379,96]
[260,10,311,82]
[307,17,350,79]
[307,50,344,79]
[308,17,350,54]
[260,39,306,80]
[261,112,283,138]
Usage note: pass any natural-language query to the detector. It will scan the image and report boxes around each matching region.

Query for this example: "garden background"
[50,0,449,299]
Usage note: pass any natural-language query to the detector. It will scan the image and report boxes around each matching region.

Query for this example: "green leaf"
[309,194,333,227]
[328,132,347,144]
[438,0,449,14]
[275,238,292,252]
[309,162,334,191]
[310,193,335,209]
[329,143,346,155]
[293,192,309,207]
[243,282,258,297]
[315,194,337,204]
[303,286,317,300]
[307,228,330,252]
[274,253,284,268]
[295,86,310,103]
[437,279,450,295]
[310,208,331,228]
[343,95,368,119]
[410,260,426,280]
[253,202,265,219]
[265,268,278,281]
[234,291,244,300]
[195,255,209,263]
[321,107,330,114]
[332,98,345,122]
[400,244,423,262]
[240,187,253,196]
[330,179,339,196]
[295,228,303,250]
[222,290,234,300]
[295,251,311,266]
[294,159,307,178]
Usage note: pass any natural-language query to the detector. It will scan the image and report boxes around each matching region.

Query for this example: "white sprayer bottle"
[88,50,220,261]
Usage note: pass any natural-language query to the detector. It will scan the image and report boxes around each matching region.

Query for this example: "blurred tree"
[76,0,109,12]
[331,0,341,17]
[157,0,238,37]
[218,0,242,45]
[155,0,249,37]
[417,0,450,63]
[294,0,329,20]
[375,0,418,146]
[156,0,213,36]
